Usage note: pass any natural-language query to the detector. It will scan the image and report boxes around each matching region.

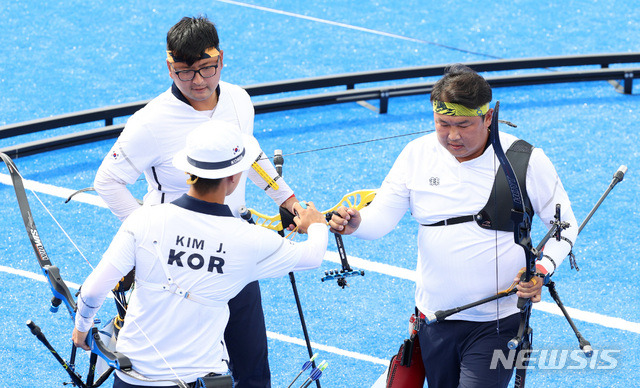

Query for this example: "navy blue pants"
[418,313,520,388]
[225,280,271,388]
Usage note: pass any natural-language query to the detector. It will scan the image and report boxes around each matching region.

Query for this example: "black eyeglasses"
[172,63,219,82]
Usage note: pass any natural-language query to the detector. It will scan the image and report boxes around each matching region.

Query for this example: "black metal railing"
[1,53,638,158]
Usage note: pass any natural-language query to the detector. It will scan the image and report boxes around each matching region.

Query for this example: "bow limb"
[0,153,78,318]
[489,102,535,288]
[489,102,533,261]
[249,189,377,232]
[1,152,195,388]
[488,102,537,388]
[2,152,98,385]
[321,189,378,214]
[245,209,285,231]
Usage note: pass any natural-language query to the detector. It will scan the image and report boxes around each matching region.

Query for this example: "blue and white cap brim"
[173,134,260,179]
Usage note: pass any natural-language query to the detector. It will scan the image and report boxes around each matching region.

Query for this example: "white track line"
[533,301,640,334]
[213,0,501,59]
[267,331,387,366]
[2,177,639,337]
[0,264,113,298]
[214,0,429,44]
[0,264,76,286]
[324,251,416,281]
[326,252,640,334]
[0,264,385,364]
[0,173,106,208]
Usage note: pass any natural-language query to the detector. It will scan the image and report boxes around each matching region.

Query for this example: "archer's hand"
[292,202,325,234]
[281,196,299,231]
[72,328,91,351]
[328,206,361,235]
[515,264,547,303]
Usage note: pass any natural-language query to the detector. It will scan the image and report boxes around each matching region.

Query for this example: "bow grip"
[87,326,132,371]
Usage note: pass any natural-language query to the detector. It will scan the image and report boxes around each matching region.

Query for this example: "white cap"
[173,120,260,179]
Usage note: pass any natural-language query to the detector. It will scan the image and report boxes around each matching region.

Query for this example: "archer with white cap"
[73,120,328,388]
[93,17,304,386]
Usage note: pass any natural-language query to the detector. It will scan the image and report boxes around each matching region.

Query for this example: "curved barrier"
[1,53,638,158]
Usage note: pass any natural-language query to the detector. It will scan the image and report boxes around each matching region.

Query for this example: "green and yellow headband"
[432,100,490,117]
[166,47,220,64]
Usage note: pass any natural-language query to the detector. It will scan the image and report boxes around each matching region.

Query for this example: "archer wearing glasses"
[165,45,222,108]
[171,61,219,82]
[94,16,302,388]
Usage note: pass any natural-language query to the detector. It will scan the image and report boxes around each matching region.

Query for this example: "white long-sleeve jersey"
[94,81,293,221]
[76,195,328,385]
[353,132,578,321]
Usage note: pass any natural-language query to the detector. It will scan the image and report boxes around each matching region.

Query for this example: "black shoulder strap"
[421,139,534,230]
[476,139,534,231]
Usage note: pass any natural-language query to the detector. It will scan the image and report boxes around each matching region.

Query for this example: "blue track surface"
[1,1,639,387]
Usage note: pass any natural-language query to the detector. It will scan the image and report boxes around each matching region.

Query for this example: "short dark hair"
[430,64,492,109]
[190,175,223,194]
[167,16,220,66]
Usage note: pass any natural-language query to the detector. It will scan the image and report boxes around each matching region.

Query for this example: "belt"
[421,215,475,227]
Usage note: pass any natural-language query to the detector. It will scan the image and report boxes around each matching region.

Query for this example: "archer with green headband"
[329,64,579,388]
